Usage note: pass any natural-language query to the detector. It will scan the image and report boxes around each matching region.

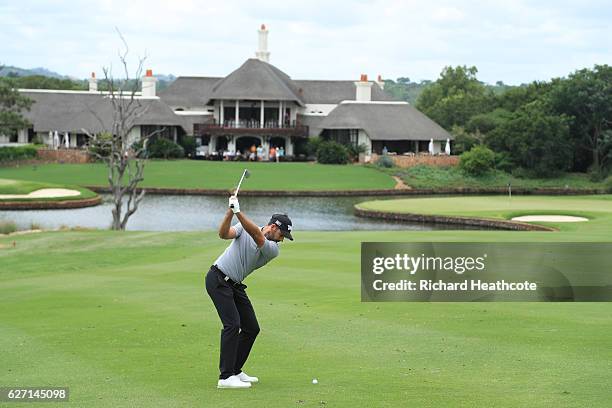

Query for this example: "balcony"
[194,119,308,138]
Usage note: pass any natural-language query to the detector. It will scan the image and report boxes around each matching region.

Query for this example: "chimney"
[354,74,373,101]
[142,69,157,97]
[89,72,97,92]
[255,23,270,62]
[376,74,384,90]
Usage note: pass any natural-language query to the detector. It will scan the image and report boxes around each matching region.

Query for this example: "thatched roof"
[317,102,452,141]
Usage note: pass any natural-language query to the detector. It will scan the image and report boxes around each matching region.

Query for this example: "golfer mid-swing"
[206,194,293,389]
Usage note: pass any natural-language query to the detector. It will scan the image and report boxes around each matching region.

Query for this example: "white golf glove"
[229,195,240,214]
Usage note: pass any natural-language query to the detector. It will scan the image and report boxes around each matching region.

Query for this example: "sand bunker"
[0,188,81,200]
[511,215,588,223]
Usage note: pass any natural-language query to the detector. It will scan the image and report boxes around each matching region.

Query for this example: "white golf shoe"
[237,371,259,383]
[217,375,251,389]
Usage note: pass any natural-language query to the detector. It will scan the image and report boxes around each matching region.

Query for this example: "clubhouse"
[10,24,452,161]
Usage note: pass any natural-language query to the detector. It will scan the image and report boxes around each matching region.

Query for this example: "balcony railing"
[203,119,298,129]
[194,120,308,137]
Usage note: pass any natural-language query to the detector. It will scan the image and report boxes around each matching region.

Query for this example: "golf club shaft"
[234,169,248,196]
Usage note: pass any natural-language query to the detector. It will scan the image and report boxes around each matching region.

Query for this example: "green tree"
[486,101,572,177]
[382,78,425,104]
[0,76,33,136]
[466,108,513,135]
[496,81,554,112]
[548,65,612,173]
[11,75,87,90]
[450,125,483,155]
[416,65,493,130]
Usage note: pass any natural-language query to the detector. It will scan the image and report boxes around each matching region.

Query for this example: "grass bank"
[374,164,607,190]
[0,161,396,191]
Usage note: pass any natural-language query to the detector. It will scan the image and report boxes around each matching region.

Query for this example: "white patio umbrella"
[64,132,69,149]
[428,138,434,155]
[48,131,53,148]
[53,131,60,150]
[445,138,451,155]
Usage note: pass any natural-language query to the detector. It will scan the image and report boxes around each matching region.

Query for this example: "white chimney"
[142,69,157,97]
[354,74,373,101]
[89,72,97,92]
[255,24,270,62]
[376,74,384,90]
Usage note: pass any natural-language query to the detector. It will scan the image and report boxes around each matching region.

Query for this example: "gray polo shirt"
[213,222,280,282]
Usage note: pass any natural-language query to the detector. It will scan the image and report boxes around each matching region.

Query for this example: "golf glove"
[229,195,240,214]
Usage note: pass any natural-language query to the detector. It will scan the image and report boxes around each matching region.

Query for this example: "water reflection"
[1,194,480,232]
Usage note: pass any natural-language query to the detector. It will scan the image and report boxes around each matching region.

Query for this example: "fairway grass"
[0,161,396,191]
[1,227,611,407]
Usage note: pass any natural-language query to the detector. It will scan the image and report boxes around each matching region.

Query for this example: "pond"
[1,194,480,232]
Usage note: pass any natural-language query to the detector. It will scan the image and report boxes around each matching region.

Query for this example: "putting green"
[356,195,612,236]
[0,178,96,202]
[1,227,611,407]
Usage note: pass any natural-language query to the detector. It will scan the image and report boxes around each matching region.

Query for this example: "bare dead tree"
[83,29,165,230]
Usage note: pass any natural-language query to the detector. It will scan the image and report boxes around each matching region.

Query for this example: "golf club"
[234,169,250,196]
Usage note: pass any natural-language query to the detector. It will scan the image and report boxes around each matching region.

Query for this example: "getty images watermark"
[361,243,612,302]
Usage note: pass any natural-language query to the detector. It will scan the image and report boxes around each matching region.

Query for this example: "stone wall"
[370,153,459,168]
[354,207,557,232]
[37,149,91,164]
[0,196,101,210]
[86,185,604,197]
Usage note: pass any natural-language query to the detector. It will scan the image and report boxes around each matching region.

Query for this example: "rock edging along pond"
[85,185,606,197]
[0,195,102,210]
[354,207,558,232]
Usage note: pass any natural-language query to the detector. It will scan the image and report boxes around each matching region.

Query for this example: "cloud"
[1,0,610,85]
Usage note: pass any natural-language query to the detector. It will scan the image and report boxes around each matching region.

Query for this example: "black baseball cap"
[269,214,293,241]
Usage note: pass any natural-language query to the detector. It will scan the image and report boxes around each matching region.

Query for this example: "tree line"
[414,65,612,178]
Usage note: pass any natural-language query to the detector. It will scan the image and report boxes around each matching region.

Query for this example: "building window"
[321,129,358,148]
[349,129,358,146]
[142,125,173,140]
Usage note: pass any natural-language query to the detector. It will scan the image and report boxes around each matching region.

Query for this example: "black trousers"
[205,266,260,380]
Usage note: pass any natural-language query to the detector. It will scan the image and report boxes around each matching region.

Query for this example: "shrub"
[346,143,368,162]
[147,138,184,159]
[0,145,38,162]
[459,145,495,176]
[178,135,196,158]
[32,134,44,145]
[306,137,323,156]
[316,141,349,164]
[0,220,17,235]
[604,175,612,193]
[88,132,113,160]
[375,154,395,168]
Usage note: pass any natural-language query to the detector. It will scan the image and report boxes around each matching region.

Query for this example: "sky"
[1,0,611,85]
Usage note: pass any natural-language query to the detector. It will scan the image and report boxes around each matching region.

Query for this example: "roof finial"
[256,24,270,63]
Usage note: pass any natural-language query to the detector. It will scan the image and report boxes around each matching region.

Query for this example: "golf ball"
[312,379,318,384]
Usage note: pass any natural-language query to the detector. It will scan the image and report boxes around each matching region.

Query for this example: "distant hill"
[0,65,67,79]
[0,64,176,91]
[1,64,515,99]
